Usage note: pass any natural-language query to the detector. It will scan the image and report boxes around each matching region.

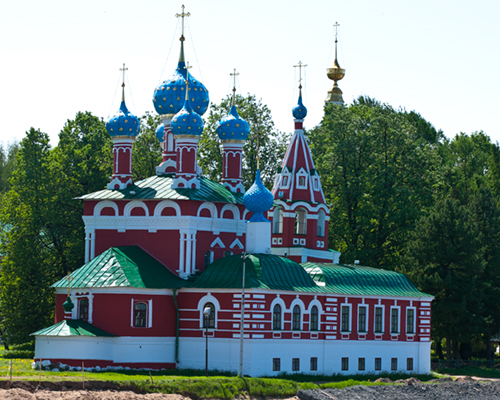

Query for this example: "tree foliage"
[308,97,443,269]
[198,94,289,189]
[132,113,162,181]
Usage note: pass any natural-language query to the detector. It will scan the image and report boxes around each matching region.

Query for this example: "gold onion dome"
[325,22,345,104]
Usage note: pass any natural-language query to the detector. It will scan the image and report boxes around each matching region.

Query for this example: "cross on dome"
[119,63,128,102]
[183,61,193,101]
[293,61,307,90]
[230,68,239,105]
[176,5,191,42]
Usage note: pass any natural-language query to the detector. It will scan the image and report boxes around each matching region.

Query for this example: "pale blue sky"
[1,0,498,146]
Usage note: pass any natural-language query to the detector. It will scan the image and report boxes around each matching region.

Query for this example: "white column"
[191,232,197,274]
[179,232,186,276]
[185,232,192,276]
[88,294,94,324]
[148,299,153,328]
[85,230,90,263]
[90,229,96,260]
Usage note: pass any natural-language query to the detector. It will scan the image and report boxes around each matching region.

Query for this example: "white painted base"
[34,336,176,364]
[178,337,431,376]
[246,222,271,254]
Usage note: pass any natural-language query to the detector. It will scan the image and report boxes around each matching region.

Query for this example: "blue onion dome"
[244,169,274,222]
[171,95,204,136]
[106,101,141,137]
[156,123,164,143]
[216,105,250,141]
[292,91,308,119]
[153,61,209,116]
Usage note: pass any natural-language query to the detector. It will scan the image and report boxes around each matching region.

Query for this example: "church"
[33,7,433,376]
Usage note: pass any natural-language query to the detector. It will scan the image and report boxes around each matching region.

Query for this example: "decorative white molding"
[220,203,240,220]
[197,202,217,218]
[124,201,150,217]
[210,237,225,248]
[230,238,244,249]
[154,200,181,217]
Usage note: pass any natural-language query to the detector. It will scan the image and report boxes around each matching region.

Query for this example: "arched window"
[79,298,88,321]
[134,302,147,328]
[273,207,283,234]
[317,210,325,237]
[273,304,282,330]
[202,302,215,328]
[293,305,301,330]
[224,251,232,257]
[295,208,307,235]
[310,306,318,331]
[204,250,213,267]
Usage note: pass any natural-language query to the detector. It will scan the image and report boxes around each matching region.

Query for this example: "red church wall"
[94,229,180,272]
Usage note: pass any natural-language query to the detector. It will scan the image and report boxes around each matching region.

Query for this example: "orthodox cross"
[176,5,191,41]
[65,272,73,297]
[293,61,307,89]
[183,61,192,100]
[230,68,239,105]
[120,63,128,101]
[334,22,340,59]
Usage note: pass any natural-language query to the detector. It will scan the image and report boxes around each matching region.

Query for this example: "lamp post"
[203,306,211,377]
[238,252,247,377]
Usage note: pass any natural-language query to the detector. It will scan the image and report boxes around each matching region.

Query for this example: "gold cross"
[65,272,73,297]
[293,61,307,89]
[230,68,239,105]
[119,63,128,101]
[176,5,191,41]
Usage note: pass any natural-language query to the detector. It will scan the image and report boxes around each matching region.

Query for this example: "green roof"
[53,246,185,289]
[77,175,244,204]
[302,263,432,298]
[188,254,321,292]
[31,319,116,337]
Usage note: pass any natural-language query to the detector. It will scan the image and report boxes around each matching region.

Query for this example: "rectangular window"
[391,308,399,333]
[407,358,413,371]
[358,358,365,371]
[391,358,398,371]
[273,358,280,371]
[406,308,415,334]
[292,358,300,372]
[358,306,367,332]
[375,358,382,371]
[341,357,349,371]
[375,306,383,333]
[310,357,318,371]
[341,306,350,332]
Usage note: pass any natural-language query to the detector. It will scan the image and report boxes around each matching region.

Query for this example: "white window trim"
[374,305,385,334]
[197,293,220,329]
[296,168,308,190]
[289,298,306,331]
[280,173,291,189]
[130,299,152,328]
[270,296,286,331]
[390,306,401,334]
[340,303,352,333]
[406,306,416,335]
[357,304,369,333]
[308,299,322,331]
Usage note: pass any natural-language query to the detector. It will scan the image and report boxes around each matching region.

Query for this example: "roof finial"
[183,61,193,101]
[176,5,191,63]
[120,63,128,102]
[293,60,307,95]
[326,22,346,104]
[230,68,239,106]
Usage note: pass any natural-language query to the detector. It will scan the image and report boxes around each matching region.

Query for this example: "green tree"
[0,129,56,343]
[132,113,162,181]
[0,142,19,194]
[198,94,289,189]
[401,197,484,359]
[308,97,442,269]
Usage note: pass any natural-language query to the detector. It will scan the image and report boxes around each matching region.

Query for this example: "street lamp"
[203,306,211,377]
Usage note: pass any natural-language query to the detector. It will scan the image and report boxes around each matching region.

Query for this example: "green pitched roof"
[77,175,244,204]
[302,263,432,298]
[53,246,185,289]
[31,319,116,337]
[188,254,321,292]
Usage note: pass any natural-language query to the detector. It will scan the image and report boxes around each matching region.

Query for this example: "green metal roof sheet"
[188,254,321,292]
[77,175,244,204]
[53,246,185,289]
[31,319,116,337]
[302,263,432,298]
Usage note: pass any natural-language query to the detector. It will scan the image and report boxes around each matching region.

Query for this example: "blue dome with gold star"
[106,101,141,137]
[156,123,164,143]
[171,95,204,136]
[216,105,250,141]
[153,61,209,116]
[244,169,274,222]
[292,93,307,119]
